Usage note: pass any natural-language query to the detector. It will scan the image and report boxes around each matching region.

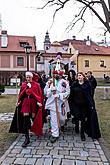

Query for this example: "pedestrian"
[70,72,101,141]
[67,69,76,86]
[86,71,97,97]
[44,70,70,143]
[67,69,76,120]
[9,71,43,148]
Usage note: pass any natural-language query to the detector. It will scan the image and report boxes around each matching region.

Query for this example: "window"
[19,42,29,48]
[85,60,89,67]
[17,57,24,66]
[100,60,104,67]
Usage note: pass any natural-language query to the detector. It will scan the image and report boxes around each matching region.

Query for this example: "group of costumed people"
[9,60,101,147]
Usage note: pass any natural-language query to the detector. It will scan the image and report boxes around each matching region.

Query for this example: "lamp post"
[24,44,32,71]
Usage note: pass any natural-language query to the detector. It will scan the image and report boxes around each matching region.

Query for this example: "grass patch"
[95,88,110,156]
[0,94,18,157]
[0,122,18,157]
[0,94,17,113]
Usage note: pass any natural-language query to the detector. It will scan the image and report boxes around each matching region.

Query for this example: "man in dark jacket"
[87,71,97,97]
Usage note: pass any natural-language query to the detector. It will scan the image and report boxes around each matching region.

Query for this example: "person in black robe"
[86,71,97,97]
[70,72,101,141]
[67,70,76,120]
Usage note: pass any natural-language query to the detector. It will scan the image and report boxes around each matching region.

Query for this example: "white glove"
[37,102,42,107]
[27,83,31,88]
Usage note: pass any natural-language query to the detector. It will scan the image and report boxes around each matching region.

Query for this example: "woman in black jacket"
[70,72,101,141]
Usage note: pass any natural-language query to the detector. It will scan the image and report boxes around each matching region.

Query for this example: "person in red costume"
[9,71,43,148]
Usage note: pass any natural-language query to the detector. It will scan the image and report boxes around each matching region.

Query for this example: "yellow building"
[68,40,110,78]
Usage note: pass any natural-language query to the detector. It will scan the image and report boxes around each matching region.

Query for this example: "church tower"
[44,31,51,51]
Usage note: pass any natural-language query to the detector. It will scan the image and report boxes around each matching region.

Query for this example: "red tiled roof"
[60,39,110,55]
[0,35,36,52]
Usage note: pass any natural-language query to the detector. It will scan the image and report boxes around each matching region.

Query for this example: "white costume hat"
[25,71,33,77]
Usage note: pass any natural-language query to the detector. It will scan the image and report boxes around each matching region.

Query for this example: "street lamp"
[24,44,32,71]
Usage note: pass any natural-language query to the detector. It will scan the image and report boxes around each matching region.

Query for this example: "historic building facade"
[0,30,37,85]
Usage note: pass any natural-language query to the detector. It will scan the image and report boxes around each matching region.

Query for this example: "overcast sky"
[0,0,109,49]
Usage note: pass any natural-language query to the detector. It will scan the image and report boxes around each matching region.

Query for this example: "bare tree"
[39,0,110,33]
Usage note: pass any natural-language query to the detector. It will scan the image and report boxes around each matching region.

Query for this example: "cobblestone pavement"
[0,113,14,122]
[0,113,109,165]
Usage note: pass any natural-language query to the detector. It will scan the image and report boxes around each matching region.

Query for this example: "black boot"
[22,133,30,148]
[22,116,30,148]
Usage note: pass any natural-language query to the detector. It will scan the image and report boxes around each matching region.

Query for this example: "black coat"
[9,105,24,133]
[88,75,97,96]
[70,80,101,139]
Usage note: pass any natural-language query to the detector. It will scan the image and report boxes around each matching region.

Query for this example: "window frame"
[84,60,89,67]
[17,56,24,66]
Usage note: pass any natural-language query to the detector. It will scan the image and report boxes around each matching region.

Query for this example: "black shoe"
[81,133,86,141]
[50,136,58,143]
[22,139,30,148]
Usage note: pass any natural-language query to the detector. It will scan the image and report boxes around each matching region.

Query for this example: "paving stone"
[1,157,15,164]
[88,157,101,161]
[80,150,89,157]
[25,158,37,164]
[70,150,80,156]
[59,142,69,147]
[11,148,22,154]
[53,159,61,165]
[21,148,31,154]
[14,158,26,164]
[74,142,84,148]
[76,160,86,165]
[62,159,75,165]
[59,150,69,156]
[8,154,16,157]
[50,150,58,155]
[35,158,44,165]
[16,153,24,158]
[44,158,53,165]
[89,150,100,157]
[37,149,49,155]
[86,161,98,165]
[85,143,96,149]
[98,150,104,155]
[100,155,108,162]
[96,145,102,150]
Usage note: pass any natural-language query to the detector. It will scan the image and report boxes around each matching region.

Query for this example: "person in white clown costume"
[44,69,70,143]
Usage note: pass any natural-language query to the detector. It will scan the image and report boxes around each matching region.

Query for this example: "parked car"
[0,84,5,95]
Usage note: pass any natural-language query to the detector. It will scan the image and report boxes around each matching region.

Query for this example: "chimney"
[1,30,8,48]
[86,36,91,46]
[73,35,76,40]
